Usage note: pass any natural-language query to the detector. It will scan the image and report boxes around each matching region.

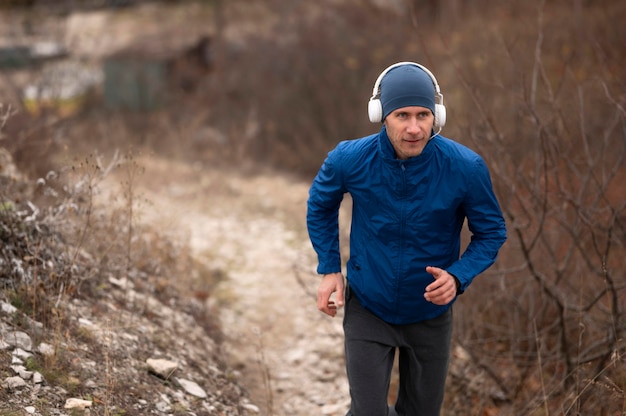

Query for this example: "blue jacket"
[307,127,507,324]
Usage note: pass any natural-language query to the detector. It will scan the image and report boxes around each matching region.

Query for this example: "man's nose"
[406,117,420,133]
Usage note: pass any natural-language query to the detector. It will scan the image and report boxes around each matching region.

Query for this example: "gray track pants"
[343,287,453,416]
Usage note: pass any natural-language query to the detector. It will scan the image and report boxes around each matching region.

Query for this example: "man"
[306,62,507,415]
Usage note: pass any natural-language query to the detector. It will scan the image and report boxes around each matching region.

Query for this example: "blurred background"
[1,0,624,414]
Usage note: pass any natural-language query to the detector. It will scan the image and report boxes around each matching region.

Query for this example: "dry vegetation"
[0,146,235,412]
[1,0,625,415]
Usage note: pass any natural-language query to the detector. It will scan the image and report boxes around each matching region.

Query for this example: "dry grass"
[0,146,231,414]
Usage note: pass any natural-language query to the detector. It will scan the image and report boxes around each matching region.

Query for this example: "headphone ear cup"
[434,103,446,129]
[368,99,383,123]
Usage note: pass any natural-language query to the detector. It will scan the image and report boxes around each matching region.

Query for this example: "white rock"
[24,406,36,414]
[11,365,33,380]
[3,376,27,389]
[146,358,178,378]
[13,348,33,359]
[11,364,26,373]
[176,378,207,398]
[33,372,44,384]
[0,301,18,314]
[31,41,66,58]
[78,318,95,328]
[155,401,171,413]
[5,331,33,351]
[64,398,93,409]
[109,276,134,289]
[241,402,260,413]
[19,370,34,380]
[37,342,55,356]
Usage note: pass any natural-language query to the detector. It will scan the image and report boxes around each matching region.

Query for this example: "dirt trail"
[126,156,350,416]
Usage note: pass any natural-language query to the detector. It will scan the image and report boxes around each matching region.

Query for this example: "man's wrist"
[450,273,461,292]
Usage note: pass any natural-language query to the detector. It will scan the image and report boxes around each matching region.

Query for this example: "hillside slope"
[0,151,351,415]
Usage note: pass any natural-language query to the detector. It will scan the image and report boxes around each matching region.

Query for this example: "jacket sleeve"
[307,147,347,275]
[447,157,507,291]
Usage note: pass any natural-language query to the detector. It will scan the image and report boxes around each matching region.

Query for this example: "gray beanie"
[380,65,435,121]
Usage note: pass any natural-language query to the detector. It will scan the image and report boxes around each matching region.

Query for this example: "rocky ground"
[0,151,352,416]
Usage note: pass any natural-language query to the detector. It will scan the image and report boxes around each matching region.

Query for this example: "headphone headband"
[369,61,441,100]
[367,61,446,128]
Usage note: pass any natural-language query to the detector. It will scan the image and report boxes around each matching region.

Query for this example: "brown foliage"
[446,1,626,415]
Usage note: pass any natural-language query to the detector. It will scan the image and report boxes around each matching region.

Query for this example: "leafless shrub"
[447,1,625,414]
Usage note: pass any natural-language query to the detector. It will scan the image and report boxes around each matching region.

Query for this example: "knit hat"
[379,65,436,121]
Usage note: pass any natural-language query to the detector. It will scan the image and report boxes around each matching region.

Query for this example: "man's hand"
[424,266,458,305]
[317,272,345,317]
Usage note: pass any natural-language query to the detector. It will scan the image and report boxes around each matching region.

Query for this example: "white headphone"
[367,61,447,129]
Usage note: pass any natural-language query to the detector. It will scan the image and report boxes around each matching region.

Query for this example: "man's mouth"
[403,137,422,142]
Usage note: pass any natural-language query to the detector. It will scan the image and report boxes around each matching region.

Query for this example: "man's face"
[384,106,435,160]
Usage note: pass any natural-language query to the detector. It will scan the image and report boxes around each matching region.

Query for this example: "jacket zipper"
[394,162,407,313]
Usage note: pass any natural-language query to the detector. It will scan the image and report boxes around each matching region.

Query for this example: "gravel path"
[132,157,351,416]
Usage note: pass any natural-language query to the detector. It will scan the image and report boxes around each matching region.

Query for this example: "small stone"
[176,378,207,398]
[64,398,93,409]
[78,318,94,328]
[0,301,18,314]
[33,372,44,384]
[13,348,33,360]
[146,358,178,378]
[11,365,33,380]
[37,342,55,356]
[5,331,33,351]
[241,402,260,413]
[84,379,97,388]
[24,406,36,414]
[155,401,171,413]
[2,376,27,389]
[109,276,134,289]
